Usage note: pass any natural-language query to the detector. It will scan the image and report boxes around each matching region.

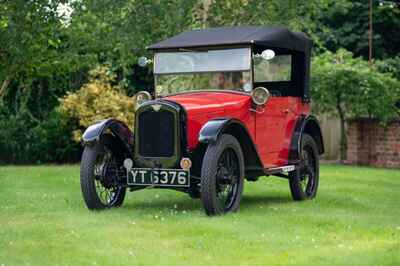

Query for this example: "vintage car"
[80,26,324,216]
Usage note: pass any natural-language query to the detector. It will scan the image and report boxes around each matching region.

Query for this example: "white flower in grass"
[174,204,178,209]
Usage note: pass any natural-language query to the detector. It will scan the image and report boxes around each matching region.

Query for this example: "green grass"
[0,164,399,266]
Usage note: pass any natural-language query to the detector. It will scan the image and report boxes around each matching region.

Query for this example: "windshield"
[154,48,252,95]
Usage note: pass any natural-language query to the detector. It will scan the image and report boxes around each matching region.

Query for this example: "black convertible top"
[147,26,312,53]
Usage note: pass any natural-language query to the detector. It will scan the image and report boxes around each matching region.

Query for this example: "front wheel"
[289,134,319,201]
[200,134,245,216]
[80,137,126,210]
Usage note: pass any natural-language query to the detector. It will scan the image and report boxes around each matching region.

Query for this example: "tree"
[314,0,400,60]
[311,49,400,160]
[66,0,324,94]
[66,0,198,94]
[0,0,80,98]
[193,0,322,39]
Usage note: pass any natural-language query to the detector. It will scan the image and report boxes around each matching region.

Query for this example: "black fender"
[288,115,324,163]
[82,119,134,156]
[199,118,264,177]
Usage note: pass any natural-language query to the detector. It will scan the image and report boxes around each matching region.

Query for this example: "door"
[254,97,291,167]
[252,51,294,167]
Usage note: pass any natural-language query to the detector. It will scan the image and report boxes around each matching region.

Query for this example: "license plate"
[127,168,190,187]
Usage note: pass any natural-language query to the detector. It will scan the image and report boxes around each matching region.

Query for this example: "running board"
[264,165,296,175]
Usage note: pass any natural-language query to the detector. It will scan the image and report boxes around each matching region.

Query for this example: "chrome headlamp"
[135,91,152,107]
[251,87,270,105]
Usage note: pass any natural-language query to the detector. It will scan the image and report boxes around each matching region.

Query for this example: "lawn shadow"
[124,195,202,212]
[123,192,294,213]
[240,194,293,209]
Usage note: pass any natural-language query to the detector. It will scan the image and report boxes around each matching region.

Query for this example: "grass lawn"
[0,164,399,266]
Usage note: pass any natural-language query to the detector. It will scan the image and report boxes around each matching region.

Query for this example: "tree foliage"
[312,49,400,120]
[0,0,95,99]
[315,0,400,59]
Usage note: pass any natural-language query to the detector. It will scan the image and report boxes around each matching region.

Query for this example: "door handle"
[250,107,265,114]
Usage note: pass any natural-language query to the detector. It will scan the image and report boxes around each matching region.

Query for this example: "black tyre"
[200,134,245,216]
[188,186,201,199]
[289,134,319,201]
[80,136,126,210]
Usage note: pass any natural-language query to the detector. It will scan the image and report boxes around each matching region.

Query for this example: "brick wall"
[346,119,400,168]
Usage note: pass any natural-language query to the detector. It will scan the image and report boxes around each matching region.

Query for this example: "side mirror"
[138,56,152,67]
[261,49,275,60]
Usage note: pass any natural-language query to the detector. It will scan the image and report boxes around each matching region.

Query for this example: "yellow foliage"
[60,66,135,142]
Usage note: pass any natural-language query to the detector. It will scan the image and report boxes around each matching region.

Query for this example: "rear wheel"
[80,136,126,210]
[200,134,244,216]
[289,134,319,201]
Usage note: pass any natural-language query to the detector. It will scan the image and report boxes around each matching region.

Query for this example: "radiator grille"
[138,110,175,157]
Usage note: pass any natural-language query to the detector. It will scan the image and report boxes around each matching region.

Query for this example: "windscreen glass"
[154,48,252,96]
[154,48,251,74]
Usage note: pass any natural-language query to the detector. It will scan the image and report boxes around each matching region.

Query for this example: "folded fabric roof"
[147,26,312,53]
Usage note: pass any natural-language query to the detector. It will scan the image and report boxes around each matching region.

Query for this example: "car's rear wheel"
[200,134,244,216]
[289,134,319,201]
[80,136,126,210]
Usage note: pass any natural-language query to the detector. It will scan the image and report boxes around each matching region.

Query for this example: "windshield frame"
[153,46,254,96]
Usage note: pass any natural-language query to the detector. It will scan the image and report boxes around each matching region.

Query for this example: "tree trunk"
[338,111,347,162]
[336,93,347,162]
[0,74,13,99]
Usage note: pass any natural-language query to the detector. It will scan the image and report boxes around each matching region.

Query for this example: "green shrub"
[0,107,80,164]
[60,66,136,142]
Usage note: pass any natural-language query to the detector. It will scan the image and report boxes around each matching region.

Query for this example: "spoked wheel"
[201,134,244,216]
[215,149,241,210]
[289,134,319,201]
[80,136,126,210]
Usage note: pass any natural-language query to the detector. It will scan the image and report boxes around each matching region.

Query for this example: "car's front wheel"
[200,134,245,216]
[80,136,126,210]
[289,134,319,201]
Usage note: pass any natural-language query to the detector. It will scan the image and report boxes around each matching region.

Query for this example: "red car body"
[166,92,309,168]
